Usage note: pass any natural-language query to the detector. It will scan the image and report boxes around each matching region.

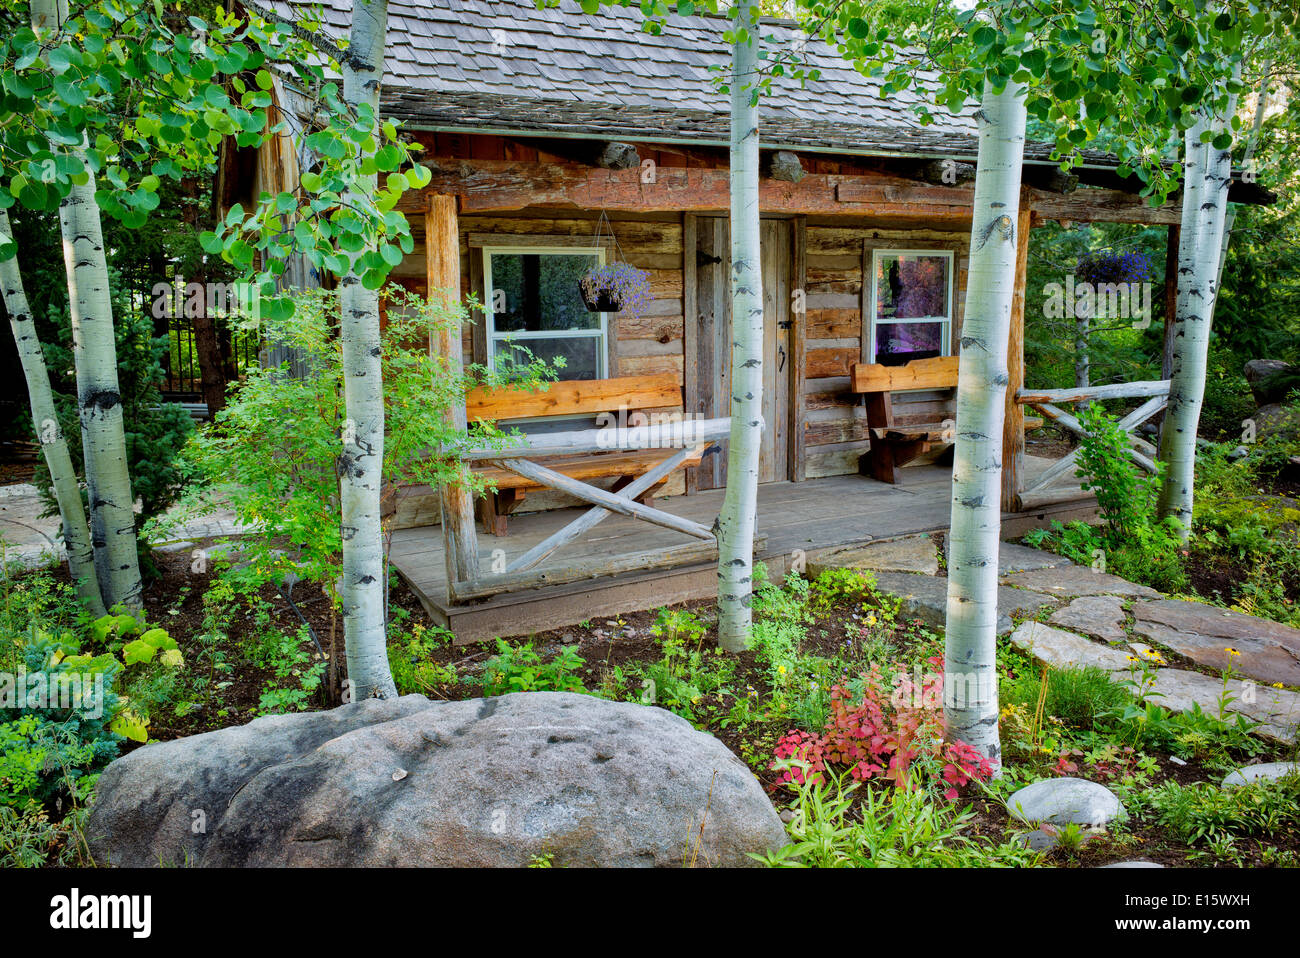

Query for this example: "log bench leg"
[479,488,526,537]
[860,441,897,484]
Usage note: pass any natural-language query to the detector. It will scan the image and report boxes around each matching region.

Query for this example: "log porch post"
[427,193,480,601]
[1001,196,1033,512]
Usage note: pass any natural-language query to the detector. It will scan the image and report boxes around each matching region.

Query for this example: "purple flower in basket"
[1076,249,1152,286]
[579,261,653,318]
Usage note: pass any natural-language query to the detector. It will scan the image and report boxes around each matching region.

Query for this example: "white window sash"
[868,249,955,366]
[483,245,608,377]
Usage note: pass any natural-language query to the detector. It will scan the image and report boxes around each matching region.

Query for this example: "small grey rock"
[1007,777,1123,827]
[1222,762,1300,787]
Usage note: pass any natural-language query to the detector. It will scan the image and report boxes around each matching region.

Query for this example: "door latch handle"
[778,346,786,373]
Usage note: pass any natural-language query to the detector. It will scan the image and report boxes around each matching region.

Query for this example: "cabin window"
[482,247,608,380]
[867,249,954,367]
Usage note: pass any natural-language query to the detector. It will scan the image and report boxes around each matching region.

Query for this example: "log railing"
[1012,380,1169,510]
[444,417,735,603]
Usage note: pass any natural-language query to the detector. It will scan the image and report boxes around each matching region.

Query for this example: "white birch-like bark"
[338,0,396,698]
[1074,314,1089,403]
[716,10,764,653]
[33,0,142,611]
[943,77,1027,773]
[1157,93,1238,534]
[0,209,105,616]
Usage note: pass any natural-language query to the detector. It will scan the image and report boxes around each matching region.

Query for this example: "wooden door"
[692,217,792,490]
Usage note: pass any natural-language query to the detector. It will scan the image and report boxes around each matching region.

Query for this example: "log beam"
[402,157,1182,225]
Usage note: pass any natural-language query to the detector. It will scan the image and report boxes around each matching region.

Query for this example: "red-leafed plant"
[770,661,994,801]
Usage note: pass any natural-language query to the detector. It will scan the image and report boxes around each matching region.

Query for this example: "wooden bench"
[465,373,703,536]
[850,356,960,484]
[850,355,1043,483]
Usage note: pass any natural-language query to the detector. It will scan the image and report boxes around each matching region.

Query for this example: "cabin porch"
[390,459,1094,644]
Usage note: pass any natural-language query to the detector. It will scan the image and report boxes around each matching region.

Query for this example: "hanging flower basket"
[579,261,653,318]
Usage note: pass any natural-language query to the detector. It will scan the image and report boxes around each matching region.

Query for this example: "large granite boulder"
[1244,359,1294,405]
[87,692,786,868]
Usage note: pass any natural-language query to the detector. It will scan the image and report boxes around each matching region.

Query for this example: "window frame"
[866,248,956,367]
[481,244,610,379]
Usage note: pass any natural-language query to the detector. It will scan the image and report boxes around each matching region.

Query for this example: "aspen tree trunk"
[943,77,1027,773]
[1074,314,1089,401]
[1157,94,1238,536]
[338,0,396,698]
[0,210,105,616]
[33,0,142,611]
[716,8,763,653]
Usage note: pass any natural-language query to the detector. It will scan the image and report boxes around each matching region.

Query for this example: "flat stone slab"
[997,542,1075,574]
[946,541,1074,575]
[1132,599,1300,688]
[1146,668,1300,744]
[1050,594,1128,643]
[871,571,1057,636]
[807,536,939,577]
[1222,762,1300,787]
[1002,566,1161,599]
[1009,622,1135,673]
[1007,777,1122,827]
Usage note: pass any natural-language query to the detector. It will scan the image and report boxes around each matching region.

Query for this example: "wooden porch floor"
[390,458,1095,644]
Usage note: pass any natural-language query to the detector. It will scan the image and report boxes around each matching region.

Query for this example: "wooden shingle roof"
[260,0,1125,165]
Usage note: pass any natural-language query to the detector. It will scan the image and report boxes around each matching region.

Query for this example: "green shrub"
[1148,774,1300,845]
[757,774,1039,868]
[1026,404,1187,592]
[0,569,187,809]
[388,622,459,697]
[481,639,586,696]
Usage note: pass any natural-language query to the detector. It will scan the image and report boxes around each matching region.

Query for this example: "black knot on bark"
[84,390,121,412]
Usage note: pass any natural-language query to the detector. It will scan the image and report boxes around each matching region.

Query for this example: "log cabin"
[224,0,1273,641]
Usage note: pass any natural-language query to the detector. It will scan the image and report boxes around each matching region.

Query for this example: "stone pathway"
[814,534,1300,745]
[0,482,249,571]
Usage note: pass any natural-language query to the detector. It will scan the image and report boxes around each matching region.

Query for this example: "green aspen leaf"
[47,45,74,74]
[3,70,35,99]
[1211,132,1232,150]
[255,68,274,90]
[407,164,432,189]
[374,144,402,170]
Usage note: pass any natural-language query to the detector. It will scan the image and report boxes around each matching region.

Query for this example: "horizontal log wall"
[802,223,970,479]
